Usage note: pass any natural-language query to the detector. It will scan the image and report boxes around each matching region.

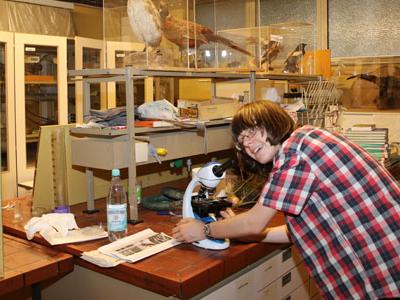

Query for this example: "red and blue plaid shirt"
[261,126,400,299]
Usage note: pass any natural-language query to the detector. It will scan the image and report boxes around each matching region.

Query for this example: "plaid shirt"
[261,126,400,299]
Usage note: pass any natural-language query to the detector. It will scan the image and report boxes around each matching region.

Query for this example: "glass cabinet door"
[73,37,105,124]
[106,41,153,108]
[24,44,58,166]
[15,33,67,186]
[0,31,17,199]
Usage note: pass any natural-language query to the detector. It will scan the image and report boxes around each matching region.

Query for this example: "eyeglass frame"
[234,127,260,151]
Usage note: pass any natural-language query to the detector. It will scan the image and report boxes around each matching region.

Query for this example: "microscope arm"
[182,177,199,219]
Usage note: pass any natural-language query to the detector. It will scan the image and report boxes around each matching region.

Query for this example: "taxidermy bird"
[260,40,282,70]
[283,43,307,73]
[347,73,400,109]
[158,1,252,57]
[127,0,163,48]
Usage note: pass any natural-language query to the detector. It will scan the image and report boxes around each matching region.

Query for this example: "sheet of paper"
[41,226,108,245]
[98,228,180,263]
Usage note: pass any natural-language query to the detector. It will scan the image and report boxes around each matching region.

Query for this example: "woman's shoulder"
[284,126,334,152]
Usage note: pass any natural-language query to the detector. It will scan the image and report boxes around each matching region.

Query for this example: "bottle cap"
[112,169,120,177]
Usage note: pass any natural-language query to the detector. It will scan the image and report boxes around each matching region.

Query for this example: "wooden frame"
[74,36,105,124]
[0,31,17,199]
[14,33,67,187]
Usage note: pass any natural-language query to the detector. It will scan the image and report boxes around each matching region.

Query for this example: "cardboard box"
[198,101,241,121]
[178,98,241,121]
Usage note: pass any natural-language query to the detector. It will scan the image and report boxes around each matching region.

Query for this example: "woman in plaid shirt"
[173,101,400,299]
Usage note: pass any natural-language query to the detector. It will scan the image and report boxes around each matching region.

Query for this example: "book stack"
[344,124,389,163]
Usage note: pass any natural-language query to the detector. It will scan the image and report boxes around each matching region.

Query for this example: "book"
[135,120,174,128]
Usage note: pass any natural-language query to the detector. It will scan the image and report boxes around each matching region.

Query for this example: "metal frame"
[68,67,322,221]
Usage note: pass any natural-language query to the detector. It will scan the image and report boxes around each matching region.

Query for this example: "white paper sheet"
[98,228,180,264]
[41,225,108,245]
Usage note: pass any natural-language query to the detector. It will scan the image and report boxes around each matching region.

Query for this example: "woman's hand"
[219,207,236,219]
[172,218,205,243]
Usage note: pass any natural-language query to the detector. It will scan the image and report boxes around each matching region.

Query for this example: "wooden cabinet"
[0,32,68,198]
[0,31,17,199]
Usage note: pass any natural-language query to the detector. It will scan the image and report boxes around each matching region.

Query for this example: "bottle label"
[107,204,127,232]
[136,184,142,204]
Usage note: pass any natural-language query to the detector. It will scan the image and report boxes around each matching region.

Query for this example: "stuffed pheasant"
[158,1,252,56]
[126,0,163,48]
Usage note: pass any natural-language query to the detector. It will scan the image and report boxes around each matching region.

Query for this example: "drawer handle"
[282,248,292,262]
[282,272,292,287]
[237,282,249,290]
[263,265,273,272]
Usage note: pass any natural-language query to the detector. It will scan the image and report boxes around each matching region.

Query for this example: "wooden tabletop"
[0,233,74,297]
[2,183,287,299]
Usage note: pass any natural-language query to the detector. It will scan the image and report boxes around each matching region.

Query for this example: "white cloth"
[24,213,78,240]
[137,99,179,121]
[24,213,108,245]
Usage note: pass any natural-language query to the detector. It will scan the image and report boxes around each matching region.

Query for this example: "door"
[14,33,67,188]
[0,31,17,199]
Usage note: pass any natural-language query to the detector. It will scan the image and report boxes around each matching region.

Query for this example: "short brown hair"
[231,100,295,174]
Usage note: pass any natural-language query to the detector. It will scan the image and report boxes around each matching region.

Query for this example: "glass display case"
[218,22,316,74]
[267,22,315,75]
[105,41,149,107]
[115,49,145,106]
[332,56,400,110]
[103,0,260,70]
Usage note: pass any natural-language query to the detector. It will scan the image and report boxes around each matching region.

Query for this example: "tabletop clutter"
[23,212,180,268]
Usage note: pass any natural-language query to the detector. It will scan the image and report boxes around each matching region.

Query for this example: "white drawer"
[202,272,253,300]
[256,262,309,300]
[252,246,304,291]
[282,280,310,300]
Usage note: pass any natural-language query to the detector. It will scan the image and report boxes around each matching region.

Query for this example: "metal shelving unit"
[68,67,322,223]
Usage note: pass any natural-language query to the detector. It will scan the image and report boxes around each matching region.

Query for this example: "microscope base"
[193,238,230,250]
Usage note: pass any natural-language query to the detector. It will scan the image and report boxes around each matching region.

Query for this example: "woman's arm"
[172,201,278,243]
[220,208,290,243]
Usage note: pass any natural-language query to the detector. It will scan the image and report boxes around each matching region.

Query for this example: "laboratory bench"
[0,233,74,299]
[1,180,310,300]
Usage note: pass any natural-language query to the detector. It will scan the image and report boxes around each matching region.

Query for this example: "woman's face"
[237,128,280,164]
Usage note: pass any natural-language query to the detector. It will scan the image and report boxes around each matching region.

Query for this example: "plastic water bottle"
[107,169,127,242]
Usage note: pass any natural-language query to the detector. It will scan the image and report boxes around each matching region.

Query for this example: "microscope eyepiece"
[212,159,235,177]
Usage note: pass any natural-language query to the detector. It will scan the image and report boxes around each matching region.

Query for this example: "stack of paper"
[344,126,389,161]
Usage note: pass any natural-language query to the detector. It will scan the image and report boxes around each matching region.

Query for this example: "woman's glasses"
[235,128,258,151]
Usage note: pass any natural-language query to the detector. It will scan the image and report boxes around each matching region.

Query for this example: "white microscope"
[182,160,235,250]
